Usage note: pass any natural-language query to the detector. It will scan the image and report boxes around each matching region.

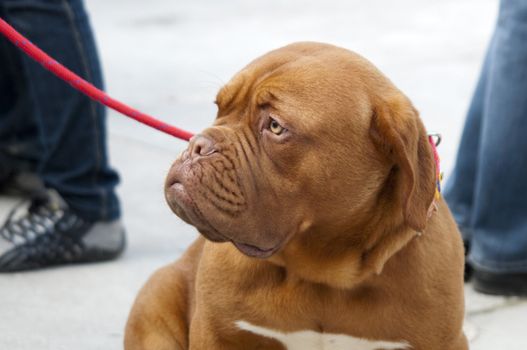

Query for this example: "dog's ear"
[370,95,436,232]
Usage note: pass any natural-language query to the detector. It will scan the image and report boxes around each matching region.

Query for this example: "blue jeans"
[444,0,527,273]
[0,0,120,222]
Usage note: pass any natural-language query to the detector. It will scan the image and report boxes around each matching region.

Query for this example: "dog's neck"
[268,207,418,290]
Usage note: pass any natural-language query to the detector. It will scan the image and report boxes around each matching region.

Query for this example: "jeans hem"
[64,197,121,222]
[70,207,121,223]
[468,254,527,273]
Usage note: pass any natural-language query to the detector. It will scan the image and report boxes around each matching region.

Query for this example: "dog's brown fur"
[125,42,467,350]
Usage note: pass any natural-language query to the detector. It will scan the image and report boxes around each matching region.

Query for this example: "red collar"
[428,133,442,199]
[426,133,442,222]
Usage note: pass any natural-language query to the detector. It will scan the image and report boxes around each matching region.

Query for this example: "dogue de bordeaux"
[125,42,467,350]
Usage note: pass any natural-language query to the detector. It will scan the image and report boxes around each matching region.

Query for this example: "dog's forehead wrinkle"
[255,87,280,108]
[216,72,255,114]
[223,54,331,109]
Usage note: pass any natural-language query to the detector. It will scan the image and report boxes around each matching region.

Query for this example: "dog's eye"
[269,118,285,135]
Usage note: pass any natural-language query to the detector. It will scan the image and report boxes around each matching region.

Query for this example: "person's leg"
[0,36,15,181]
[443,0,527,295]
[0,4,42,182]
[0,0,124,272]
[469,0,527,273]
[1,0,120,221]
[0,5,47,195]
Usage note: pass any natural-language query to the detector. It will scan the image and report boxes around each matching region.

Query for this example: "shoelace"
[0,195,66,246]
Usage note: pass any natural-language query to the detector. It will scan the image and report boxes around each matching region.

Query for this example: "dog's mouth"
[167,181,281,259]
[167,182,192,213]
[166,181,226,241]
[232,241,278,259]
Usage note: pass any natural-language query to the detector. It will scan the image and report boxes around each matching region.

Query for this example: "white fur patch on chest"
[236,320,410,350]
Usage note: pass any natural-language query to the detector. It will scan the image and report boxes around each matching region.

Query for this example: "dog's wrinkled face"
[165,42,435,258]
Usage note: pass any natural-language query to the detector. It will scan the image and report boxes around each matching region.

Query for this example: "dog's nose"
[189,134,217,157]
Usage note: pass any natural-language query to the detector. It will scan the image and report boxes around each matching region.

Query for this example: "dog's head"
[165,42,436,259]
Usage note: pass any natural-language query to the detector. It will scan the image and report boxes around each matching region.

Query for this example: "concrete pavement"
[3,0,527,349]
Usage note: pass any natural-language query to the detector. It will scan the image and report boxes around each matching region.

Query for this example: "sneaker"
[0,189,125,272]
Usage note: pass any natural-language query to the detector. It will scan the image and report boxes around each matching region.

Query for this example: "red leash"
[0,17,193,142]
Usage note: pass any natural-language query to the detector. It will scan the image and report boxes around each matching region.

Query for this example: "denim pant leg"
[0,0,120,221]
[445,0,527,273]
[0,7,42,174]
[470,0,527,273]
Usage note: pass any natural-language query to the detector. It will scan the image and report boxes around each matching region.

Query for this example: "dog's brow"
[216,73,253,111]
[215,87,232,109]
[255,89,279,107]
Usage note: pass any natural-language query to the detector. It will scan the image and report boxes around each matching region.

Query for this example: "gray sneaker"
[0,189,125,272]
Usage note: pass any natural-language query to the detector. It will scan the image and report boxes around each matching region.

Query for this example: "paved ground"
[2,0,527,349]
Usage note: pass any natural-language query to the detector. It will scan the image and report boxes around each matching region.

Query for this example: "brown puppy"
[125,42,467,350]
